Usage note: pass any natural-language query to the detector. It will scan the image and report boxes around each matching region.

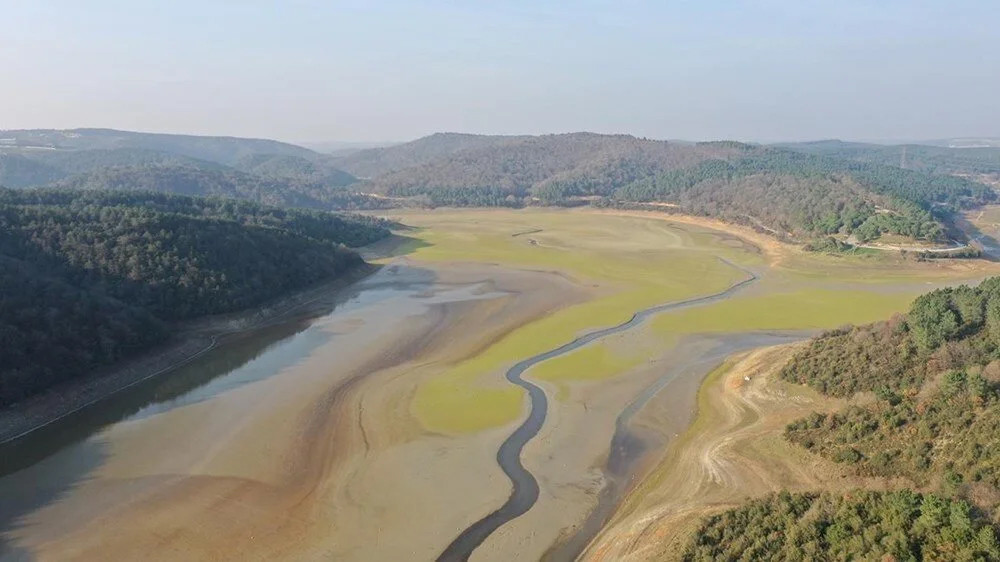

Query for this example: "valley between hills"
[5,207,1000,560]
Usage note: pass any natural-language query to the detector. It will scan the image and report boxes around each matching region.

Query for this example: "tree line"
[682,277,1000,558]
[0,188,390,406]
[683,490,999,561]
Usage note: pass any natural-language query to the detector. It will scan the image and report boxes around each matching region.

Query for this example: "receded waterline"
[437,258,758,561]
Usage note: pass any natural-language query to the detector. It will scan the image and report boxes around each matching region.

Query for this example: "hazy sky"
[2,1,997,143]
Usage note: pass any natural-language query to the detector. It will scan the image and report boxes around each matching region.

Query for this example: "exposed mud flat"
[0,262,589,561]
[578,345,912,562]
[3,209,992,562]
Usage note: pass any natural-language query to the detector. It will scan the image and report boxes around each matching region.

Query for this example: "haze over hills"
[4,127,999,249]
[0,128,314,165]
[335,132,995,245]
[778,140,1000,180]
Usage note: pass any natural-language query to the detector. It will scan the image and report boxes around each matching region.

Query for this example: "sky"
[1,1,998,144]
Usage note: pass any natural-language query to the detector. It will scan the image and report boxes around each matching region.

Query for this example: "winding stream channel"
[437,259,760,561]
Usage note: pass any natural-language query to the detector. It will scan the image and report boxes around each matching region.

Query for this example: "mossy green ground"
[388,209,990,434]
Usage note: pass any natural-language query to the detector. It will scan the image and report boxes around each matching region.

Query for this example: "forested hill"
[615,149,995,243]
[0,130,363,208]
[345,133,748,197]
[331,132,534,178]
[778,139,1000,179]
[341,132,994,244]
[4,129,996,247]
[0,128,314,165]
[681,278,1000,559]
[780,278,1000,492]
[54,164,383,211]
[0,188,390,406]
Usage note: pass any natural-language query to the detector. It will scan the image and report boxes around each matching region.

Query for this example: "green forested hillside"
[0,188,390,406]
[683,491,999,561]
[683,279,1000,560]
[0,130,365,210]
[0,148,225,188]
[332,132,533,178]
[361,133,747,200]
[6,129,996,247]
[778,278,1000,517]
[779,140,1000,177]
[54,164,383,211]
[614,149,994,242]
[0,154,66,188]
[233,153,357,186]
[0,128,315,165]
[341,132,994,244]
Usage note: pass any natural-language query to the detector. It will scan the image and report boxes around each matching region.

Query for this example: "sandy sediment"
[0,264,377,445]
[468,330,716,562]
[3,263,590,561]
[579,344,909,561]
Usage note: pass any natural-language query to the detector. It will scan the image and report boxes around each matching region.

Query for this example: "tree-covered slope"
[777,277,1000,516]
[332,132,534,178]
[54,164,382,211]
[360,133,747,199]
[0,188,390,406]
[0,130,362,205]
[681,278,1000,560]
[339,132,994,244]
[779,140,1000,177]
[233,153,357,186]
[0,128,316,166]
[614,149,995,243]
[0,154,66,188]
[0,148,226,188]
[683,491,999,561]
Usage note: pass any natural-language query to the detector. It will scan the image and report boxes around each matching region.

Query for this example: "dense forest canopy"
[358,133,750,198]
[232,153,357,186]
[0,129,366,211]
[777,277,1000,523]
[683,278,1000,560]
[335,132,995,244]
[779,140,1000,177]
[683,490,999,561]
[613,150,994,242]
[54,164,382,211]
[0,188,390,406]
[0,128,314,165]
[330,132,536,178]
[5,129,996,247]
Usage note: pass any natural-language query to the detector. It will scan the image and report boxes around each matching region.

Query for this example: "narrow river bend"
[437,258,759,561]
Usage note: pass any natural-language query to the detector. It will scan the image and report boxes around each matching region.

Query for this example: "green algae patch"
[653,288,919,334]
[402,212,757,434]
[530,342,645,383]
[396,209,983,435]
[412,374,525,434]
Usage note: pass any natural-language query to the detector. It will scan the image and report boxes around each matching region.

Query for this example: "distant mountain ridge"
[0,128,315,165]
[331,132,535,178]
[3,127,998,249]
[54,164,381,211]
[0,129,369,209]
[777,139,1000,177]
[334,132,994,244]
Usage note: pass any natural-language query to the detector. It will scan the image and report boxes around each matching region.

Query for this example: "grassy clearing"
[385,209,994,435]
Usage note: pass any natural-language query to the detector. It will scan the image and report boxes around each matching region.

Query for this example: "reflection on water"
[0,265,510,559]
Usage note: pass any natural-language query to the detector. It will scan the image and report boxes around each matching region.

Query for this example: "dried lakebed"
[439,259,792,561]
